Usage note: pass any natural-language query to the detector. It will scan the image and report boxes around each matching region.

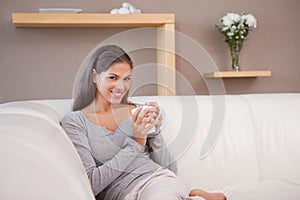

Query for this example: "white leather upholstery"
[130,94,300,191]
[0,102,94,200]
[1,94,299,199]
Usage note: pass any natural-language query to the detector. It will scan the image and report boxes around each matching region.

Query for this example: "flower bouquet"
[215,13,257,71]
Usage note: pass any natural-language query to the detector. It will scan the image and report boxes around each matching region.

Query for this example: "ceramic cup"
[131,105,161,135]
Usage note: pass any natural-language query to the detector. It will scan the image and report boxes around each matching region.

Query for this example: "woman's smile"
[111,90,124,98]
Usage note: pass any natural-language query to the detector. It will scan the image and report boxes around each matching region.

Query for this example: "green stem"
[229,39,243,71]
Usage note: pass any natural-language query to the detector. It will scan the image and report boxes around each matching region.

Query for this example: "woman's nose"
[115,80,125,90]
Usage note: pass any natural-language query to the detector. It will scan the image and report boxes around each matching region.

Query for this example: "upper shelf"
[12,13,175,28]
[204,70,272,78]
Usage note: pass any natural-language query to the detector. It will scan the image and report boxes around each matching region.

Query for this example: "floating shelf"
[204,70,272,78]
[12,13,174,28]
[12,12,176,96]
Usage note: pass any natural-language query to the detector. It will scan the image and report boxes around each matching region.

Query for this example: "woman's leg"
[125,168,226,200]
[137,172,188,200]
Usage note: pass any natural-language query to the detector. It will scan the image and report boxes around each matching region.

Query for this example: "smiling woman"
[72,45,134,111]
[60,44,226,200]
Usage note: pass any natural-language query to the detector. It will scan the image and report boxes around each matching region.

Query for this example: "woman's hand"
[131,102,162,146]
[145,102,163,131]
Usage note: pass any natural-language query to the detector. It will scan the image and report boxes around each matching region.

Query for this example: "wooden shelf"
[204,70,272,78]
[12,12,176,96]
[12,13,174,28]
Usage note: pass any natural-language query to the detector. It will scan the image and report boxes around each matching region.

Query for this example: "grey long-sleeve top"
[60,111,177,200]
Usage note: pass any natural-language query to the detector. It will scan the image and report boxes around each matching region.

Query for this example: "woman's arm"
[61,113,144,196]
[147,129,177,174]
[132,102,177,173]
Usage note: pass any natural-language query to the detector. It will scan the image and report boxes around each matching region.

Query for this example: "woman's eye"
[124,77,131,81]
[108,76,117,80]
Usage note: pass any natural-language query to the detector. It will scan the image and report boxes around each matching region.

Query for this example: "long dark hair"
[72,45,133,111]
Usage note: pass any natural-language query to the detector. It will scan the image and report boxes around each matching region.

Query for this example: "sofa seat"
[222,180,300,199]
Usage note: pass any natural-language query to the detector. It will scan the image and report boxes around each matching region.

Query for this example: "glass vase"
[229,39,243,71]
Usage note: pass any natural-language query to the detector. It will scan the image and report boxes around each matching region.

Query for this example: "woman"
[61,45,226,200]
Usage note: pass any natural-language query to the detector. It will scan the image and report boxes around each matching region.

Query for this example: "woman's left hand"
[145,102,163,131]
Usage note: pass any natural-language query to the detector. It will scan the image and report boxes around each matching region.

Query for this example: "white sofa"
[0,93,299,199]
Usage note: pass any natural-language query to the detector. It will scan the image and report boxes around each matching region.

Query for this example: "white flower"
[216,12,257,43]
[227,32,234,36]
[238,22,244,28]
[227,13,241,23]
[222,26,229,31]
[245,14,257,28]
[221,15,233,27]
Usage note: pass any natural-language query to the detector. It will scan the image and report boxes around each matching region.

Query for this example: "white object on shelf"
[118,7,130,14]
[110,2,142,14]
[110,8,119,14]
[38,8,82,13]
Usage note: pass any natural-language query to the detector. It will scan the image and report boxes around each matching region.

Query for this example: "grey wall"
[1,0,300,103]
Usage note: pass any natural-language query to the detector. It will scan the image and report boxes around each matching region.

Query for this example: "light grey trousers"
[124,168,204,200]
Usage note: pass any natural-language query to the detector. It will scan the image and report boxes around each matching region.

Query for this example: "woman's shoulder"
[60,110,90,134]
[61,110,83,125]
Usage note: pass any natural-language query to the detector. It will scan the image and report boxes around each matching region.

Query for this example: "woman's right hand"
[131,106,158,146]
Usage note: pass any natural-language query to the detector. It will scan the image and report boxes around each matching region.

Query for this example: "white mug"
[131,104,161,135]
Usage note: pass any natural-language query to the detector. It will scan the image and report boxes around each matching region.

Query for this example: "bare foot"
[189,189,227,200]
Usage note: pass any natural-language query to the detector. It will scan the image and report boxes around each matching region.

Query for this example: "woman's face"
[93,62,132,105]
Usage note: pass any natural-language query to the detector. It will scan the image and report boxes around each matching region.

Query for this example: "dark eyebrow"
[108,73,132,78]
[108,73,119,77]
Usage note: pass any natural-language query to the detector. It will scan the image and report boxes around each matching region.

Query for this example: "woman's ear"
[92,69,97,83]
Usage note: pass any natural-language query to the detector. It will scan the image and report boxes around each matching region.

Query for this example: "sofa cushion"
[244,94,300,183]
[0,101,70,135]
[0,101,60,124]
[130,94,300,191]
[0,113,94,200]
[130,95,259,190]
[223,180,300,200]
[31,99,73,119]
